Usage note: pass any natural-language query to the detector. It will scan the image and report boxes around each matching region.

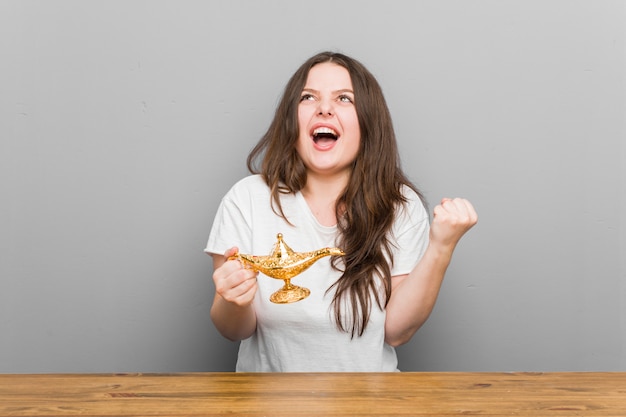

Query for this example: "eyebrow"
[301,88,355,95]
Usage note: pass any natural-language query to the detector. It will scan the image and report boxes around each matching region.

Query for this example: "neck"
[301,172,349,227]
[303,171,349,201]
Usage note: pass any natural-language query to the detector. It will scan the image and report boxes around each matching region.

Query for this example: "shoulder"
[225,175,270,199]
[231,174,268,190]
[389,185,430,260]
[392,185,429,232]
[399,185,428,216]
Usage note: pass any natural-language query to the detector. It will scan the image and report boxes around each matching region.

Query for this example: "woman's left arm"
[384,198,478,347]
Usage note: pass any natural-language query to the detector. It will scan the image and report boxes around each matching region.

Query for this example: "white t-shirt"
[205,175,429,372]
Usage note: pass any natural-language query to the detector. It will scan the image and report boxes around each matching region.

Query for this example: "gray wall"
[1,1,624,373]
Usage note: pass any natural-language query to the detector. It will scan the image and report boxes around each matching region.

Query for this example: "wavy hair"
[247,51,423,337]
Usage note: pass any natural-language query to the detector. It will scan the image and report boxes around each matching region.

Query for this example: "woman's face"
[296,62,361,179]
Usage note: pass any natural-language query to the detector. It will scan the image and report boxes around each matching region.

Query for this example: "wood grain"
[1,372,625,416]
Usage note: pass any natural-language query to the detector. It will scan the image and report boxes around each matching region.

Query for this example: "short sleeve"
[204,178,258,256]
[389,188,430,276]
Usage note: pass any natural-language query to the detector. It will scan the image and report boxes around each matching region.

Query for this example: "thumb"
[223,246,239,259]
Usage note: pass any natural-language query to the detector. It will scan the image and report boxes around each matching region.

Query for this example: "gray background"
[1,1,624,373]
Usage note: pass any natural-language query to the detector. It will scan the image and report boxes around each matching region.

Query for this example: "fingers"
[434,198,478,226]
[213,248,258,306]
[216,267,258,306]
[219,269,258,306]
[430,197,478,248]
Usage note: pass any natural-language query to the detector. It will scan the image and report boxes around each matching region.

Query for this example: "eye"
[338,94,354,103]
[300,93,316,102]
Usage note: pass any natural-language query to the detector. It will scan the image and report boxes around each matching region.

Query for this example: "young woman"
[205,51,477,372]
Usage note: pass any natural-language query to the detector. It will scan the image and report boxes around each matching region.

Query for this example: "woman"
[205,51,477,371]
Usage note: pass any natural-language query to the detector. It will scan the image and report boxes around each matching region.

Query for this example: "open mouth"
[311,126,339,146]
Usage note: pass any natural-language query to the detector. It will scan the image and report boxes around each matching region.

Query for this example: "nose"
[317,98,334,116]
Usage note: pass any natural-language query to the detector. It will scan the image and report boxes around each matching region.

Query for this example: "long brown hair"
[247,51,423,337]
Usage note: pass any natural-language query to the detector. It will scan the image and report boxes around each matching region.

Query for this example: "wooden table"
[1,372,624,416]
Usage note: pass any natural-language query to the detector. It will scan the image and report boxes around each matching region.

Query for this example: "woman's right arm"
[210,247,258,341]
